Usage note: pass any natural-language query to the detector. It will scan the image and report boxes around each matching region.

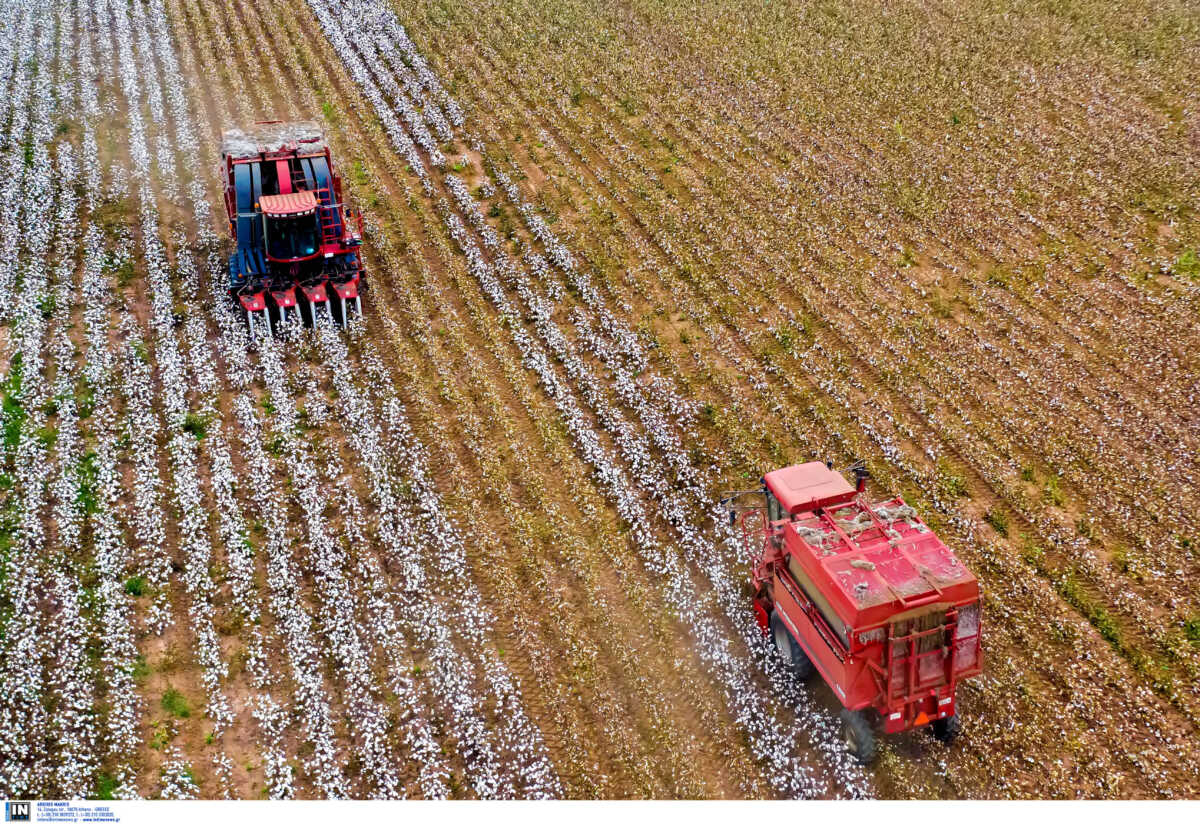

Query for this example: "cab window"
[265,214,320,259]
[767,489,785,522]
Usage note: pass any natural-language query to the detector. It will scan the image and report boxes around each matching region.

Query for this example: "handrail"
[895,589,944,609]
[884,609,959,703]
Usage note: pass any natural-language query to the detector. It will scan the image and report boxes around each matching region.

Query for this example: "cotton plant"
[42,143,101,801]
[0,3,101,798]
[254,339,403,798]
[79,222,142,796]
[249,696,296,800]
[0,3,38,320]
[294,366,451,799]
[111,0,288,784]
[228,392,348,797]
[158,749,199,800]
[295,0,888,794]
[107,0,236,730]
[328,336,565,797]
[137,0,350,793]
[439,208,846,794]
[305,0,437,183]
[117,318,174,633]
[307,330,516,798]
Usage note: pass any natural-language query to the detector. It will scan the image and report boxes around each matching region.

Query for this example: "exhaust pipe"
[853,464,871,494]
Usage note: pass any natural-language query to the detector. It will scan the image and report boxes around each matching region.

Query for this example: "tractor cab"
[260,191,321,262]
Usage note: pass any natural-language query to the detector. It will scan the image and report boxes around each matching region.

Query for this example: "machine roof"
[220,120,326,160]
[259,191,318,216]
[764,461,856,514]
[785,495,978,626]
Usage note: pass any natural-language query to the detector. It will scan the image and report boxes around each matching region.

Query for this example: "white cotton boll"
[159,749,199,800]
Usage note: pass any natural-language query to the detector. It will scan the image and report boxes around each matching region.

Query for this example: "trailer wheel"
[840,709,877,765]
[931,714,961,744]
[769,611,815,680]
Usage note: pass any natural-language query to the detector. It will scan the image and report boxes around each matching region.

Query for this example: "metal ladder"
[316,191,341,245]
[885,611,958,703]
[289,161,308,193]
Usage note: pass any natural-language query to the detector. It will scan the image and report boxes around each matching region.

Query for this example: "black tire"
[769,611,815,680]
[790,640,815,681]
[931,713,962,744]
[841,709,878,765]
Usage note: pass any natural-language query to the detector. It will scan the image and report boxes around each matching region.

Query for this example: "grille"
[892,609,947,651]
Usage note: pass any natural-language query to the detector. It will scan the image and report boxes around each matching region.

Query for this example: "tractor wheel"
[769,611,815,680]
[840,709,878,765]
[788,638,815,680]
[931,714,962,744]
[768,611,791,661]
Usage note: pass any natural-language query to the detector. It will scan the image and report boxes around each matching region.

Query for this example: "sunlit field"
[0,0,1196,800]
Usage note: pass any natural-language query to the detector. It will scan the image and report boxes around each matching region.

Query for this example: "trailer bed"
[220,120,326,161]
[783,495,978,630]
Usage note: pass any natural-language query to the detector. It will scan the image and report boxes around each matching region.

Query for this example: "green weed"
[76,451,99,514]
[1183,616,1200,647]
[94,773,118,800]
[130,654,149,681]
[1043,474,1064,507]
[937,461,968,498]
[984,508,1009,537]
[1173,249,1198,280]
[161,688,191,719]
[182,412,208,440]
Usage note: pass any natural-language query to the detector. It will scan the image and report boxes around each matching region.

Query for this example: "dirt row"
[5,0,1196,801]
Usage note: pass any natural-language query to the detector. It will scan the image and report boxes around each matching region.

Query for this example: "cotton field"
[0,0,1196,802]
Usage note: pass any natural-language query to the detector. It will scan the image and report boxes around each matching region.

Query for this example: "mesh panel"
[889,609,950,695]
[893,609,947,653]
[957,602,980,637]
[784,556,850,648]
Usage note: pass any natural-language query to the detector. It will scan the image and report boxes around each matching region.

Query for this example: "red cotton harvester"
[724,461,983,764]
[221,121,365,340]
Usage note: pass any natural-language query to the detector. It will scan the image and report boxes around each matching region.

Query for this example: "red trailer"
[728,461,983,763]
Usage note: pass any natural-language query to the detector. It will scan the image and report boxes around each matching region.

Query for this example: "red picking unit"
[221,121,365,340]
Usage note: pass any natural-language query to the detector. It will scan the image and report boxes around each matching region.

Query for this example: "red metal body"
[220,121,365,333]
[747,462,982,734]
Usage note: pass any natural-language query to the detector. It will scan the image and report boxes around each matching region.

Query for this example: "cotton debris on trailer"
[220,120,327,160]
